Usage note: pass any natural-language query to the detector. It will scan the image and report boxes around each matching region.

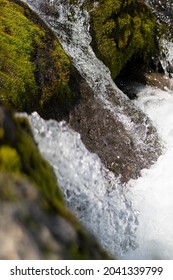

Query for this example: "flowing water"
[29,112,138,258]
[123,85,173,259]
[21,0,173,259]
[147,0,173,76]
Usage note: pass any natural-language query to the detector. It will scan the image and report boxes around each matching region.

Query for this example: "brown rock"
[69,79,161,183]
[145,72,173,91]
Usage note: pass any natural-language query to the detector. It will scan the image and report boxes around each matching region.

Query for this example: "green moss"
[13,115,64,204]
[0,105,73,225]
[86,0,157,79]
[0,106,64,205]
[0,0,76,117]
[0,145,21,173]
[0,0,42,110]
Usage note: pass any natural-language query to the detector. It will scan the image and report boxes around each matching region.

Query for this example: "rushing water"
[28,82,173,260]
[123,85,173,259]
[22,0,173,259]
[29,112,138,258]
[147,0,173,76]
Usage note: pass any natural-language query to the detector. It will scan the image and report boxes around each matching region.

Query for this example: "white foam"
[123,86,173,259]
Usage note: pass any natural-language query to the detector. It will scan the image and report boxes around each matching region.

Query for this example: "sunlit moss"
[0,0,74,117]
[0,145,21,173]
[13,115,64,204]
[0,0,41,110]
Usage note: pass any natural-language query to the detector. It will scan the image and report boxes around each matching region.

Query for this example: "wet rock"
[68,79,161,183]
[147,0,173,39]
[116,72,173,99]
[146,0,173,75]
[166,62,173,78]
[145,72,173,90]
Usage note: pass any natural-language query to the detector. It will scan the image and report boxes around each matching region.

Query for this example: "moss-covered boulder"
[0,105,111,259]
[0,0,78,118]
[86,0,157,79]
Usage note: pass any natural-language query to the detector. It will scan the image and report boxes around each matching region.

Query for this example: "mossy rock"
[86,0,157,79]
[0,105,111,259]
[0,105,63,204]
[0,0,78,119]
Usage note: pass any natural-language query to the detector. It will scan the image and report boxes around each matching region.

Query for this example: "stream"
[22,0,173,259]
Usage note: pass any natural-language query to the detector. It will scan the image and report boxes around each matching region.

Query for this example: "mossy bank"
[86,0,157,79]
[0,105,111,259]
[0,0,79,119]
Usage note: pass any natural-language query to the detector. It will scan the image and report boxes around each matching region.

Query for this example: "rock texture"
[145,72,173,91]
[68,79,161,183]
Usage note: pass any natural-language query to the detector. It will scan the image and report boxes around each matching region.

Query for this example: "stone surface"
[68,79,161,183]
[145,72,173,91]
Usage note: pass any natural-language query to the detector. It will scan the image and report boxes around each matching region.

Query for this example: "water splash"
[147,0,173,76]
[29,112,138,258]
[123,86,173,259]
[159,39,173,77]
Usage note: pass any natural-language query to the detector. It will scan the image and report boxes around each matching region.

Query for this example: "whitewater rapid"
[123,85,173,259]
